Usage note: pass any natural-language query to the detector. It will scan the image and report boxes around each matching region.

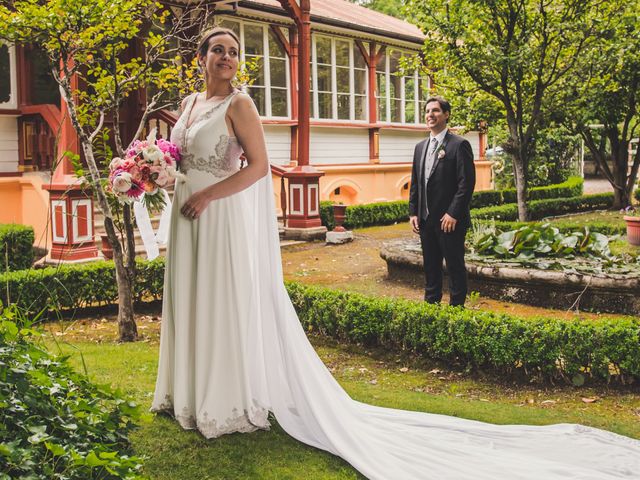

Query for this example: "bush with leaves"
[471,223,612,261]
[320,178,585,230]
[0,258,165,317]
[473,193,614,221]
[286,282,640,385]
[0,306,144,479]
[0,224,34,272]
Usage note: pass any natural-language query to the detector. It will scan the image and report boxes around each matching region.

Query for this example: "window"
[0,42,17,109]
[311,35,368,121]
[218,18,290,118]
[377,48,430,125]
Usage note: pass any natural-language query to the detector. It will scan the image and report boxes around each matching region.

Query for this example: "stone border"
[380,240,640,315]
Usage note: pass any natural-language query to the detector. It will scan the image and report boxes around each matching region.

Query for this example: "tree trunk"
[611,137,631,209]
[115,256,138,342]
[513,156,529,221]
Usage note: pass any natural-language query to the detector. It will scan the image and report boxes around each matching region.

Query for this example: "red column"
[43,67,98,262]
[282,0,325,231]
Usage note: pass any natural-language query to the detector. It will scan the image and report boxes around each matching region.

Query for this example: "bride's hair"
[197,27,240,59]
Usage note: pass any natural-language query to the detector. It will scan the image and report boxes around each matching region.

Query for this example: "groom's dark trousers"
[409,131,476,307]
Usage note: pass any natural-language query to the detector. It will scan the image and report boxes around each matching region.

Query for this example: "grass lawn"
[36,223,640,479]
[44,314,640,480]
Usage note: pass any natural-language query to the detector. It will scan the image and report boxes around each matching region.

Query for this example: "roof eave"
[238,1,425,46]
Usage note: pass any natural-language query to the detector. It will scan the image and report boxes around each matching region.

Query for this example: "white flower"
[167,166,187,183]
[109,157,125,170]
[142,145,163,165]
[438,149,446,159]
[112,172,133,193]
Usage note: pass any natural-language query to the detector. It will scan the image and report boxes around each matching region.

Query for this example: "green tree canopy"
[405,0,618,220]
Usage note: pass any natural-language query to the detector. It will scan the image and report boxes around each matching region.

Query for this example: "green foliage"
[285,282,640,384]
[404,0,617,220]
[321,178,584,230]
[472,224,613,261]
[0,224,34,272]
[0,308,144,479]
[635,188,640,203]
[472,193,614,222]
[347,0,405,19]
[320,200,409,231]
[0,258,165,316]
[481,219,626,237]
[471,177,583,209]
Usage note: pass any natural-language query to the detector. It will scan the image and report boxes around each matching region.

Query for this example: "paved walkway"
[583,178,614,195]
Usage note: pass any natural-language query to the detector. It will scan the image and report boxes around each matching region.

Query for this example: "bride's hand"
[181,188,213,220]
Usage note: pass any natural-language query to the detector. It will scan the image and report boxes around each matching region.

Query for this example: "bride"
[151,27,640,479]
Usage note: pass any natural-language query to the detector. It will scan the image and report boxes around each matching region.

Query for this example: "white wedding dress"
[152,90,640,479]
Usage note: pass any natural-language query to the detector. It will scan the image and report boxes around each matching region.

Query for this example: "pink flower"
[109,157,125,170]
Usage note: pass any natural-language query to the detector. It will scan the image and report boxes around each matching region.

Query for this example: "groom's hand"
[181,188,213,220]
[440,213,457,233]
[409,216,420,234]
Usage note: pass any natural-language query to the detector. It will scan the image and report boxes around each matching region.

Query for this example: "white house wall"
[310,127,369,165]
[263,125,291,166]
[379,129,425,163]
[0,116,19,172]
[379,129,481,164]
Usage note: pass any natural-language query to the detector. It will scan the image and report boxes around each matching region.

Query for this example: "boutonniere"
[437,149,446,159]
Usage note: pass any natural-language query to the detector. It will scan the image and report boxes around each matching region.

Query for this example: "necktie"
[422,139,438,218]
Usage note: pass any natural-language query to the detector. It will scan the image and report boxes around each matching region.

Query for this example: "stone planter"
[332,204,347,232]
[623,215,640,246]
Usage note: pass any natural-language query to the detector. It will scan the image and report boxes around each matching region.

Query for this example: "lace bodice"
[170,92,243,177]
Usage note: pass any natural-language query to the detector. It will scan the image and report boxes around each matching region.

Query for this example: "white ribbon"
[133,188,172,260]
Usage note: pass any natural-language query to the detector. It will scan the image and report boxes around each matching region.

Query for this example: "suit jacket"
[408,130,476,228]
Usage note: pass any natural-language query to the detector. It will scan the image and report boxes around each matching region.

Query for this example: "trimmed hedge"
[0,224,34,272]
[321,200,409,231]
[472,193,614,221]
[3,257,638,384]
[0,258,165,316]
[285,282,640,384]
[470,176,583,209]
[321,177,585,230]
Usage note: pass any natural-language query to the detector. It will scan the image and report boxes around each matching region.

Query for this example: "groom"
[408,96,476,307]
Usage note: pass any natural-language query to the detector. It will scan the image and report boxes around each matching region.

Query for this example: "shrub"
[482,220,626,237]
[285,282,640,384]
[0,310,144,479]
[472,193,614,221]
[0,224,34,272]
[470,176,583,209]
[320,178,585,230]
[0,258,165,316]
[3,260,638,384]
[635,187,640,202]
[320,200,408,230]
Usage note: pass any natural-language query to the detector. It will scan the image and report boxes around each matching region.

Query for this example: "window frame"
[0,42,18,110]
[311,34,369,123]
[378,47,430,126]
[219,17,291,119]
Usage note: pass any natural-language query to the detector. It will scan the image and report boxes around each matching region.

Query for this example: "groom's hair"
[197,27,241,59]
[425,96,451,122]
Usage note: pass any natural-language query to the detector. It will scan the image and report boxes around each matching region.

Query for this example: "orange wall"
[0,175,51,250]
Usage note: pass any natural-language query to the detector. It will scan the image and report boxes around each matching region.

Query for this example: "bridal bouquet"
[108,130,182,207]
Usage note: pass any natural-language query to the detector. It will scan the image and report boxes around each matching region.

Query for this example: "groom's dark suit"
[408,130,476,306]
